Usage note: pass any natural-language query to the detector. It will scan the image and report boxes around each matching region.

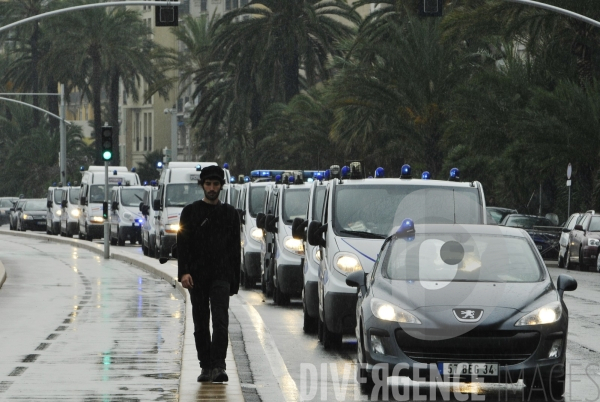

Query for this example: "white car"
[307,164,488,349]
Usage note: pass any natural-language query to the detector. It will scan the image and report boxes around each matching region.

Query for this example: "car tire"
[565,249,572,270]
[579,248,587,271]
[117,229,125,246]
[357,321,374,392]
[275,283,290,306]
[557,251,564,268]
[302,291,318,334]
[110,233,117,246]
[142,243,148,256]
[243,271,254,290]
[320,313,342,349]
[597,253,600,273]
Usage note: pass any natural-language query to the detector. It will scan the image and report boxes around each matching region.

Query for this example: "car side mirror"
[574,224,584,231]
[292,218,307,240]
[265,214,277,233]
[557,274,577,298]
[307,221,326,247]
[139,202,145,212]
[9,207,14,212]
[47,200,52,208]
[61,200,67,208]
[256,213,266,229]
[112,201,119,210]
[153,199,162,211]
[562,227,570,233]
[17,207,22,212]
[236,208,245,225]
[80,196,87,205]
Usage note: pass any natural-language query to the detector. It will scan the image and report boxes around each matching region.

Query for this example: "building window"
[143,113,148,151]
[233,0,238,8]
[241,0,247,5]
[201,0,207,11]
[135,112,140,152]
[225,0,231,10]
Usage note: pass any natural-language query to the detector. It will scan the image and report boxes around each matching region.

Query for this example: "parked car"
[557,212,582,268]
[59,186,81,238]
[486,206,518,224]
[564,210,600,272]
[347,221,577,397]
[0,197,17,226]
[9,199,26,230]
[140,184,159,257]
[17,199,47,231]
[500,214,560,259]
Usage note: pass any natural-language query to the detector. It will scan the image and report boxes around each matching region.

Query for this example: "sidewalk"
[0,230,245,402]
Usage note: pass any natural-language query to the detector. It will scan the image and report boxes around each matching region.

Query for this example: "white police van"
[46,184,66,235]
[140,181,159,257]
[78,166,140,241]
[59,185,80,237]
[109,184,147,246]
[153,162,231,259]
[306,163,487,348]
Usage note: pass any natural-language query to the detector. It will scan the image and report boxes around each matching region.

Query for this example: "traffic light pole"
[104,161,110,259]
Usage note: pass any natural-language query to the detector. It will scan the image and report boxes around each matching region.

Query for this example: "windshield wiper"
[134,194,143,201]
[339,230,386,239]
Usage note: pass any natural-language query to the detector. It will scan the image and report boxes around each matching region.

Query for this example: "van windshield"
[69,188,80,204]
[121,188,146,207]
[166,184,204,207]
[249,187,266,217]
[312,186,327,222]
[54,189,65,204]
[282,188,310,223]
[0,199,13,208]
[333,184,482,238]
[90,185,116,203]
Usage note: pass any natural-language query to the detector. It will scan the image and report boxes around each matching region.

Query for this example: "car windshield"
[121,188,146,207]
[166,183,205,207]
[333,185,482,237]
[487,208,515,224]
[24,200,47,211]
[384,233,543,283]
[588,217,600,232]
[90,185,116,203]
[249,186,267,217]
[312,186,327,222]
[0,199,13,208]
[53,189,65,204]
[69,188,80,204]
[282,188,310,223]
[504,216,554,229]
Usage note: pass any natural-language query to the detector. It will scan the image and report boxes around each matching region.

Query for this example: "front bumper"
[581,245,599,266]
[86,223,105,239]
[304,280,319,318]
[244,252,261,277]
[276,263,303,295]
[361,317,567,385]
[323,291,357,334]
[119,224,141,240]
[23,219,47,231]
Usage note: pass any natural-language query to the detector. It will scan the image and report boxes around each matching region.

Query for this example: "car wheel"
[557,250,564,268]
[117,229,125,246]
[356,321,374,392]
[579,248,587,271]
[149,241,156,258]
[302,290,318,334]
[243,272,254,290]
[321,313,342,349]
[317,314,324,343]
[275,283,290,306]
[110,233,117,246]
[261,273,267,295]
[565,248,572,270]
[142,243,148,256]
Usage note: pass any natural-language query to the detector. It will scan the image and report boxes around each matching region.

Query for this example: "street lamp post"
[164,106,177,162]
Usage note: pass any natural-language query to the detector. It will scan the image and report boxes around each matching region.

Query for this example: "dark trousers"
[189,279,230,370]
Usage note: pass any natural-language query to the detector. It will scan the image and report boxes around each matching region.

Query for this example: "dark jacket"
[177,200,240,294]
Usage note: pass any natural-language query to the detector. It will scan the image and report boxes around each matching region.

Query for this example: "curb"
[0,230,243,401]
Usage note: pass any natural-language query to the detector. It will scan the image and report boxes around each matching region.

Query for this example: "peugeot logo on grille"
[453,308,484,323]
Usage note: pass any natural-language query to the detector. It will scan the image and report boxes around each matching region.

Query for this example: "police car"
[46,184,66,235]
[109,184,147,246]
[306,163,488,348]
[59,184,80,237]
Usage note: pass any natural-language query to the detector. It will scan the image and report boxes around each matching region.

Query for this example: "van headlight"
[516,301,562,326]
[371,298,421,324]
[334,252,362,274]
[123,212,133,221]
[91,216,104,223]
[71,209,80,218]
[250,228,263,242]
[284,236,304,255]
[314,248,321,263]
[165,223,180,233]
[56,210,62,216]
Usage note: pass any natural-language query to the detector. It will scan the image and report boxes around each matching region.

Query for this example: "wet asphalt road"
[2,228,600,402]
[0,233,184,401]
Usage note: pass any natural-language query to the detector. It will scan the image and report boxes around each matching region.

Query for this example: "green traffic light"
[102,150,112,161]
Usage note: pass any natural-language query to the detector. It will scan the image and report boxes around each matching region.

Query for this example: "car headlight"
[314,248,321,263]
[284,236,304,255]
[56,210,62,216]
[334,252,363,274]
[516,301,562,326]
[23,214,33,220]
[123,212,133,221]
[370,298,421,324]
[71,209,80,218]
[588,238,600,247]
[250,227,263,242]
[91,216,104,223]
[165,223,180,233]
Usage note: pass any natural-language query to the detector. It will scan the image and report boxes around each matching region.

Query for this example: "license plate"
[439,362,498,376]
[189,174,200,181]
[133,223,140,227]
[537,244,543,250]
[37,221,45,226]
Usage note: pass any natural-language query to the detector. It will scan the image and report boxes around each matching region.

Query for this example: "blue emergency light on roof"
[275,174,282,183]
[261,171,271,177]
[422,171,431,180]
[288,176,295,184]
[113,170,117,175]
[151,180,157,186]
[244,176,250,183]
[224,163,229,169]
[375,167,385,178]
[157,161,163,169]
[118,181,122,186]
[143,181,148,185]
[396,218,415,238]
[400,164,412,179]
[79,166,85,171]
[230,177,236,183]
[449,167,460,181]
[131,167,136,173]
[315,172,324,181]
[196,164,202,171]
[67,182,71,186]
[53,182,57,186]
[341,166,350,178]
[324,170,331,180]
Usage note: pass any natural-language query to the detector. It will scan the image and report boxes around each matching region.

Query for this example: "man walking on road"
[177,165,240,383]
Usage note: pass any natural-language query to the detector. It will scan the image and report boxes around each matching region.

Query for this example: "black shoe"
[197,368,211,382]
[211,367,228,382]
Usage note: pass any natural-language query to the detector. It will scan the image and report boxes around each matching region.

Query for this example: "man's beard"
[205,190,220,201]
